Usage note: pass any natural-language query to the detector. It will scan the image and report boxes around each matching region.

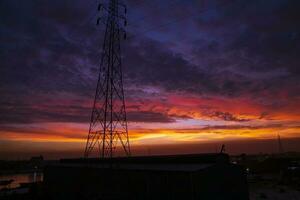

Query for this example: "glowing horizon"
[1,0,300,159]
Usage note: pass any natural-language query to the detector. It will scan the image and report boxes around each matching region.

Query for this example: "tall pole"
[277,134,284,154]
[84,0,130,158]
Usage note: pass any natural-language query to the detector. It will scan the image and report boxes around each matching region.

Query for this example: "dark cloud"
[259,112,269,120]
[0,99,180,124]
[127,111,175,123]
[0,0,101,95]
[0,124,82,139]
[159,124,286,133]
[123,38,220,95]
[0,0,299,125]
[209,111,251,122]
[191,0,300,94]
[163,0,298,103]
[0,101,91,124]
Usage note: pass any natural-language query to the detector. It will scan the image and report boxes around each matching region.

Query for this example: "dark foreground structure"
[44,153,249,200]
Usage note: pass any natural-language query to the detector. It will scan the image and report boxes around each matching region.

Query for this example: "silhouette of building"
[44,153,249,200]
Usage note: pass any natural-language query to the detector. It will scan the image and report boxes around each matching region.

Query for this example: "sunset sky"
[1,0,300,159]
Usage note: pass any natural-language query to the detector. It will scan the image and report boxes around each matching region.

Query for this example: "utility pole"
[84,0,130,158]
[220,144,225,154]
[277,134,284,154]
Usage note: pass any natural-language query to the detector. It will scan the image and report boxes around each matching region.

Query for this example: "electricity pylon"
[84,0,130,158]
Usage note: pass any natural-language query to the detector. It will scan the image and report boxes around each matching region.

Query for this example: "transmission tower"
[84,0,130,158]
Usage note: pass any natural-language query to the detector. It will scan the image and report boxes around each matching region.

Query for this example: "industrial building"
[44,153,249,200]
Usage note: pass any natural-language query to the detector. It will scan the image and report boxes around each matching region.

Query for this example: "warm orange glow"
[1,122,299,144]
[1,93,299,159]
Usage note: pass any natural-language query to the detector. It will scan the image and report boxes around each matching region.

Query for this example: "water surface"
[0,172,43,190]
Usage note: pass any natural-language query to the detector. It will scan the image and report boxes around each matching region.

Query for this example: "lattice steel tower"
[84,0,130,158]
